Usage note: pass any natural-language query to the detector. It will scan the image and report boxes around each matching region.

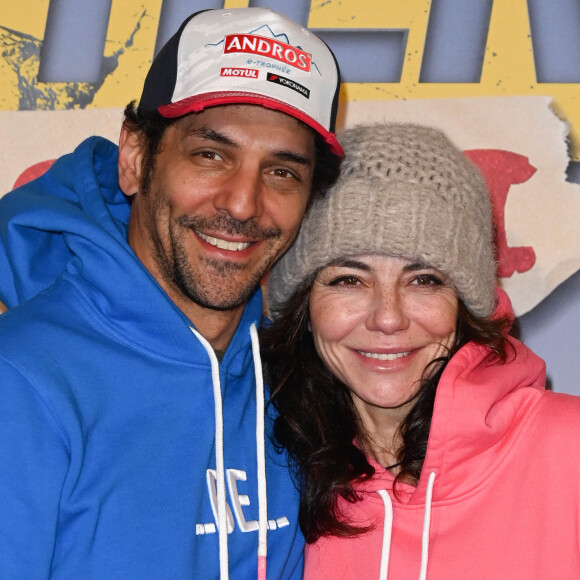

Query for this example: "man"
[0,8,342,579]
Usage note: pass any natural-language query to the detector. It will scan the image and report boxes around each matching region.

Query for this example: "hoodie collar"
[413,288,546,504]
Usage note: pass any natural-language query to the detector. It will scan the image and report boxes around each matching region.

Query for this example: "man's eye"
[271,168,297,179]
[196,150,222,160]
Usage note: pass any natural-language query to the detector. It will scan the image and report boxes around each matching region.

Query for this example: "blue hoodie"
[0,137,303,579]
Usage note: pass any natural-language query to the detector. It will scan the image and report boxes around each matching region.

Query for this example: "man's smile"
[196,230,253,252]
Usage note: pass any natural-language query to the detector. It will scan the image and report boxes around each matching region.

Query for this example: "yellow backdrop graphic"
[2,0,580,156]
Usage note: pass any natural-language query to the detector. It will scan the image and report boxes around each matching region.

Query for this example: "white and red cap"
[139,8,343,156]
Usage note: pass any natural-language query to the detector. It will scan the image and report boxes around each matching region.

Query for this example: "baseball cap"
[139,8,343,156]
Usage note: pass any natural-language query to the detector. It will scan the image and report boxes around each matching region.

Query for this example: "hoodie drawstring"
[250,323,268,580]
[418,471,436,580]
[377,490,393,580]
[191,327,229,580]
[191,325,268,580]
[376,471,436,580]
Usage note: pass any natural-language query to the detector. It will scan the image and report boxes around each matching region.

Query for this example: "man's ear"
[118,124,144,197]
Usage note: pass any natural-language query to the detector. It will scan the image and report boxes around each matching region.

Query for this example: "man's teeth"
[358,351,411,361]
[197,231,251,251]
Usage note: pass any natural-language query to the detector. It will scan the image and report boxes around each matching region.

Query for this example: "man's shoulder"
[0,281,83,347]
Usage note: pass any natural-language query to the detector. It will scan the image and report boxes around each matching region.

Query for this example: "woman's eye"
[329,275,361,287]
[413,274,443,286]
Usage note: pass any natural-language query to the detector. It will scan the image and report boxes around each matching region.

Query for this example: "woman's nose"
[366,287,410,334]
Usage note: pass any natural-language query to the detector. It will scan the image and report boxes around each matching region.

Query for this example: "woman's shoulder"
[540,389,580,410]
[531,390,580,436]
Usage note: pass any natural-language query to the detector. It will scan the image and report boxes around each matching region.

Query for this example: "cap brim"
[158,92,344,157]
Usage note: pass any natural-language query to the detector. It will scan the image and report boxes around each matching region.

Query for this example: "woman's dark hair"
[261,276,513,543]
[122,100,342,200]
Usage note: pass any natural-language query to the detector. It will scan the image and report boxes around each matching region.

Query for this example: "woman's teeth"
[358,351,411,361]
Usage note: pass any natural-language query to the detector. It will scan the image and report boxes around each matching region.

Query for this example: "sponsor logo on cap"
[266,73,310,98]
[224,34,311,72]
[220,67,259,79]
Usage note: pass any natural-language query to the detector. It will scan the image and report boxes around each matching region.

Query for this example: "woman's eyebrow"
[325,258,372,271]
[403,261,434,272]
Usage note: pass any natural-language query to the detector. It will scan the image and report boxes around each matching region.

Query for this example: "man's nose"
[213,167,263,222]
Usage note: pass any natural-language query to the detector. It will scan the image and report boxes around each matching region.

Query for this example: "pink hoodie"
[304,291,580,579]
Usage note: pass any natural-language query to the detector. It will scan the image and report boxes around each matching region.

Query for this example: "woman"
[263,124,580,579]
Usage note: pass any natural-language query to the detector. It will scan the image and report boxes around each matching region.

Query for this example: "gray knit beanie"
[267,123,497,318]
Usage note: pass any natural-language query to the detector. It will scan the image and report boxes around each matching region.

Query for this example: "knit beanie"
[267,123,497,318]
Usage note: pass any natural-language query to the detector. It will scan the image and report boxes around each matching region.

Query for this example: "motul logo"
[221,67,259,79]
[224,34,311,72]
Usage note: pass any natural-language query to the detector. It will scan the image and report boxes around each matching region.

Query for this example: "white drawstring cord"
[377,470,436,580]
[418,471,436,580]
[377,489,393,580]
[250,323,268,580]
[190,327,229,580]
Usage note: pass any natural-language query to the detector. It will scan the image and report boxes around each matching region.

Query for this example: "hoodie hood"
[0,136,129,307]
[416,290,545,504]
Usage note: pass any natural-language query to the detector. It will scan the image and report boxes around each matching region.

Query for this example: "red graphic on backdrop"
[13,160,55,189]
[465,149,537,278]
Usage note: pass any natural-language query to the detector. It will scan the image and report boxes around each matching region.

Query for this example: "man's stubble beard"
[171,243,261,311]
[142,182,284,312]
